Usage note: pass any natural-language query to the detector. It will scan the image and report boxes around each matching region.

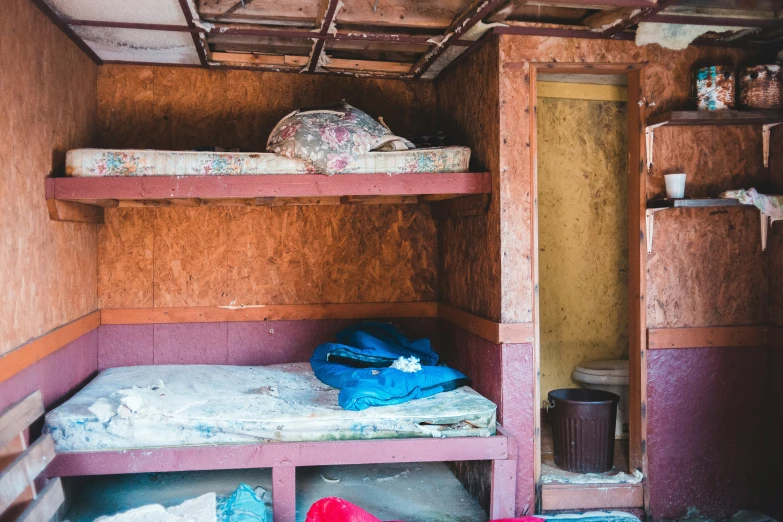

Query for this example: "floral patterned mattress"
[65,147,471,177]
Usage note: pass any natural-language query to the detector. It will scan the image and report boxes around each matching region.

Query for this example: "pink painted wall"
[646,347,768,520]
[440,324,535,516]
[97,318,440,369]
[0,330,98,413]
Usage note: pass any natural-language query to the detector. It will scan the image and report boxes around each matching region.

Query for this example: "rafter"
[177,0,209,66]
[411,0,512,78]
[213,0,257,21]
[306,0,340,73]
[601,0,682,38]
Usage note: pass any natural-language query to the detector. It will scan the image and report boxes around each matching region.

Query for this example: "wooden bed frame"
[46,426,517,521]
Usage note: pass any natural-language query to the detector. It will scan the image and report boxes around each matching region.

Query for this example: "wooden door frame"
[528,63,648,514]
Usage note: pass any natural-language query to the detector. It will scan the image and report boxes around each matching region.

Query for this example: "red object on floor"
[305,498,382,522]
[492,518,545,522]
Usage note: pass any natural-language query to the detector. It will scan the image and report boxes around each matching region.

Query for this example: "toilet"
[572,360,629,439]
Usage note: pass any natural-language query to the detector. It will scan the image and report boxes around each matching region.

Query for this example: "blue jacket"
[311,322,470,411]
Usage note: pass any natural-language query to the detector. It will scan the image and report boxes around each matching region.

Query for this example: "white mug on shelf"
[664,173,687,199]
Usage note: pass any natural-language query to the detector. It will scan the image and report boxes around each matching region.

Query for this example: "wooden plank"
[541,483,644,511]
[50,173,492,201]
[324,58,413,74]
[627,68,647,499]
[210,51,308,67]
[646,110,782,127]
[647,326,769,350]
[100,302,439,324]
[0,393,44,450]
[438,304,535,344]
[537,81,627,102]
[0,435,55,513]
[47,434,511,476]
[15,478,65,522]
[0,311,100,385]
[0,434,35,519]
[46,199,104,224]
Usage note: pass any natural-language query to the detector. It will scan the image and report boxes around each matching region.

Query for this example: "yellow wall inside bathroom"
[537,82,629,397]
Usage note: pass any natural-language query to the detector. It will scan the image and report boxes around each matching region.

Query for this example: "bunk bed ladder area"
[0,392,65,522]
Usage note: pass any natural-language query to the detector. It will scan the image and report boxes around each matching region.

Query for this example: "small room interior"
[536,71,633,485]
[1,0,783,521]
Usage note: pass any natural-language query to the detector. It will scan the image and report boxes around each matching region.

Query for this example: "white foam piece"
[45,0,188,25]
[70,26,201,64]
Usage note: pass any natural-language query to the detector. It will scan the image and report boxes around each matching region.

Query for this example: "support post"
[272,466,296,522]
[489,459,517,519]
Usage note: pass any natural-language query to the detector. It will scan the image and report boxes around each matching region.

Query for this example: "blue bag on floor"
[217,483,269,522]
[311,322,470,411]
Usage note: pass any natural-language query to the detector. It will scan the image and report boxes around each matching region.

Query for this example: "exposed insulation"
[98,205,437,308]
[537,97,629,395]
[45,0,188,25]
[0,0,98,354]
[497,35,762,324]
[435,41,502,321]
[70,27,201,64]
[635,22,747,51]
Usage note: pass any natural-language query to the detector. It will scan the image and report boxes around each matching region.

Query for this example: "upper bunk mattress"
[65,147,471,177]
[44,363,496,453]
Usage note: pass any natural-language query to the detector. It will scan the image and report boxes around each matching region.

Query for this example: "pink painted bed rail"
[45,172,491,201]
[48,429,517,521]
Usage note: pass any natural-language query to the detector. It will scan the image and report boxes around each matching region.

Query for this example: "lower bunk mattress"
[45,363,496,452]
[65,147,470,177]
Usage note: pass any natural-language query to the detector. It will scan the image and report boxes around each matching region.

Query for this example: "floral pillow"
[266,103,413,175]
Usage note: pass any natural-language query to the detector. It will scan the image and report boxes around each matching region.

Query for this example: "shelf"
[645,198,777,254]
[646,197,743,210]
[646,110,782,127]
[44,172,492,223]
[644,110,782,171]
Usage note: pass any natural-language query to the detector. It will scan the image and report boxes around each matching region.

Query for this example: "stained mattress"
[65,147,471,177]
[44,363,496,452]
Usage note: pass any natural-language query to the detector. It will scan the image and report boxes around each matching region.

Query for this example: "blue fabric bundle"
[311,322,470,411]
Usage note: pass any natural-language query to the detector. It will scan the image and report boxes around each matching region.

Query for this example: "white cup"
[664,173,687,199]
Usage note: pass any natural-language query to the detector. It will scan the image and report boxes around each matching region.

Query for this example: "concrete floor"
[63,462,487,522]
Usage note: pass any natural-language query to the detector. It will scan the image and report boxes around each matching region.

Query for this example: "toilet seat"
[573,360,628,385]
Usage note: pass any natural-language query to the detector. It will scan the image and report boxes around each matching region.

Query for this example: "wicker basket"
[739,65,781,109]
[695,66,735,111]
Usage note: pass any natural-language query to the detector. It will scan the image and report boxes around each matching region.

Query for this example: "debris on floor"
[662,508,778,522]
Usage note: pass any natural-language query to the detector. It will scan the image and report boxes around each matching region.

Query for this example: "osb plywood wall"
[497,36,766,327]
[769,128,783,327]
[0,0,98,354]
[435,40,502,321]
[537,95,628,394]
[96,65,439,308]
[99,206,437,308]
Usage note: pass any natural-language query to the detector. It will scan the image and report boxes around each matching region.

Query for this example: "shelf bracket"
[645,123,666,172]
[645,208,664,254]
[762,123,781,169]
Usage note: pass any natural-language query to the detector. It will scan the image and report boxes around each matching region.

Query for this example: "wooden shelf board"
[647,198,744,210]
[46,173,489,202]
[646,110,782,128]
[541,483,644,511]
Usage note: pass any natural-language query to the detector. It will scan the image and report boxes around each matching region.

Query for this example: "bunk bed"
[43,363,517,521]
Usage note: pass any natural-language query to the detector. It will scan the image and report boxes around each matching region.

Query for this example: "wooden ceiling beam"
[647,13,783,28]
[213,0,257,21]
[521,0,654,6]
[411,0,512,78]
[177,0,209,66]
[601,0,682,38]
[306,0,341,73]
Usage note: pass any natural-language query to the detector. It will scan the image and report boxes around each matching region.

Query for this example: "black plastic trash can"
[547,388,620,473]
